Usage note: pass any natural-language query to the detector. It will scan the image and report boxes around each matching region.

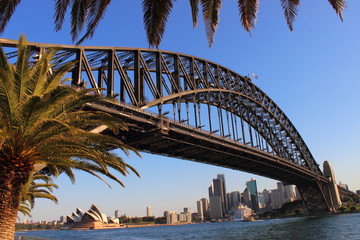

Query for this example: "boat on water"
[241,216,255,222]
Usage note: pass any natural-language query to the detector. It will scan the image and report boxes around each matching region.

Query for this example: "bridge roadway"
[88,101,329,187]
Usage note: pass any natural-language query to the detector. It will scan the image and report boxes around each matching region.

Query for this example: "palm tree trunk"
[0,163,30,240]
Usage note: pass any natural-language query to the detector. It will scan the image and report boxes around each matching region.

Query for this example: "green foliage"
[259,200,303,219]
[15,222,61,231]
[0,34,139,188]
[0,35,140,235]
[18,173,59,217]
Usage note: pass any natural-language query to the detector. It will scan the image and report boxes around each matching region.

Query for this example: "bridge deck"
[89,101,329,187]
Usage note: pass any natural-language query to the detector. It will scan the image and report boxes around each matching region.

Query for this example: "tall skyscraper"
[114,209,120,218]
[246,178,259,212]
[283,184,296,202]
[262,189,272,211]
[209,174,228,218]
[229,191,241,209]
[197,200,204,220]
[242,187,251,209]
[201,198,210,219]
[217,174,228,211]
[146,206,152,217]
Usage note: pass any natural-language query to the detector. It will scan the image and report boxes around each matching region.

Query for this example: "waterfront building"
[146,206,152,217]
[164,211,178,224]
[246,179,259,212]
[179,211,192,223]
[64,204,124,230]
[233,204,253,221]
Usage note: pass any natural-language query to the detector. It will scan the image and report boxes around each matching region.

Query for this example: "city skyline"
[4,1,360,221]
[23,174,306,222]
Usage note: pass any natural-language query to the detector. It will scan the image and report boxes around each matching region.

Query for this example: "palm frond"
[201,0,222,47]
[280,0,300,31]
[76,0,111,45]
[70,0,91,42]
[238,0,259,32]
[0,0,21,33]
[143,0,175,48]
[328,0,346,21]
[54,0,71,31]
[190,0,200,28]
[18,202,32,217]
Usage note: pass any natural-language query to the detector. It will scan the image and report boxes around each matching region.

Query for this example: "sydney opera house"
[63,204,124,230]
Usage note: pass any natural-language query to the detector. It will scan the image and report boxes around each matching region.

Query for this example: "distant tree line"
[15,222,61,231]
[118,216,166,225]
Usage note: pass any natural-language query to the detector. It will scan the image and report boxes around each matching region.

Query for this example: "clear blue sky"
[3,1,360,221]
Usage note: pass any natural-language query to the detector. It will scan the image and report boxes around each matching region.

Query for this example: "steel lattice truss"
[0,39,323,178]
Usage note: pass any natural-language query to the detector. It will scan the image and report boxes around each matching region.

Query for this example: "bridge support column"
[323,161,342,212]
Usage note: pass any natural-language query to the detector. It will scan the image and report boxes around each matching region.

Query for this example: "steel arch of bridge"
[1,39,336,212]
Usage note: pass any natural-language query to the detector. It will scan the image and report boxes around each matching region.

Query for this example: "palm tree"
[0,35,139,239]
[18,172,59,218]
[0,0,347,47]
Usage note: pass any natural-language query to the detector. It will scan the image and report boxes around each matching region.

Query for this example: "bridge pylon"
[322,161,342,211]
[297,161,341,214]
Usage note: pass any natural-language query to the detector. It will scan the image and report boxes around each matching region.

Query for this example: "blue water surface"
[16,213,360,240]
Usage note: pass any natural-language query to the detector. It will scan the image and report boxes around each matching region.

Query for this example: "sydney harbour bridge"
[0,38,354,213]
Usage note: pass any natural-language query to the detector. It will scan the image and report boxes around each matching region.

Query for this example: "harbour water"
[16,213,360,240]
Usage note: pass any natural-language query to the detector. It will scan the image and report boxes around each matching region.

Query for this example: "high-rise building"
[114,209,120,218]
[257,192,265,210]
[242,188,250,208]
[209,195,223,219]
[276,182,286,203]
[201,198,210,219]
[246,179,259,212]
[197,200,204,220]
[283,184,296,202]
[262,189,272,211]
[270,189,285,209]
[229,191,241,209]
[208,174,227,218]
[217,174,228,211]
[146,206,152,217]
[183,207,191,213]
